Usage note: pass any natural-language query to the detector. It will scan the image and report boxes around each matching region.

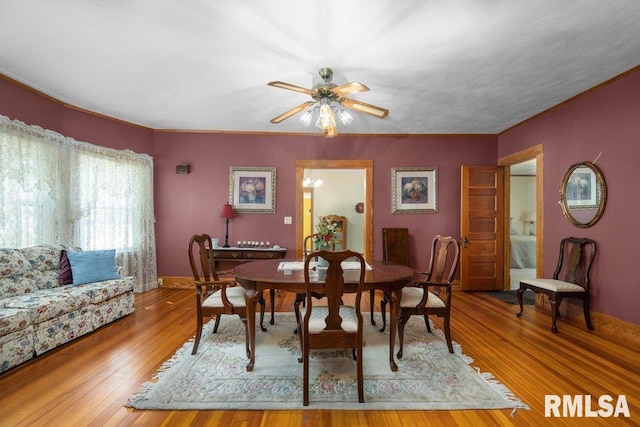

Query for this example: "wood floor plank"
[1,287,638,426]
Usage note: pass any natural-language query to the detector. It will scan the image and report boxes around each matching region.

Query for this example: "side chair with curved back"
[517,237,596,333]
[188,233,265,356]
[297,249,366,406]
[303,234,314,259]
[394,235,460,356]
[293,235,336,333]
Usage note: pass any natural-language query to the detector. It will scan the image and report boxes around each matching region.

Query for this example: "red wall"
[0,78,154,155]
[499,68,640,325]
[153,132,496,276]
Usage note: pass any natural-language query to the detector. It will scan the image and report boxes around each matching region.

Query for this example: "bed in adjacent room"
[510,234,536,269]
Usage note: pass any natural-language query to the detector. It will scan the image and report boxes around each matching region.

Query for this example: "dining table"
[232,258,415,372]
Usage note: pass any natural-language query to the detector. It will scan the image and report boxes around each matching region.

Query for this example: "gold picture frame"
[391,167,438,214]
[229,166,276,213]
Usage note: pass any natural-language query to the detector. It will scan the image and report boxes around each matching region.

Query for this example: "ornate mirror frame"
[559,161,607,228]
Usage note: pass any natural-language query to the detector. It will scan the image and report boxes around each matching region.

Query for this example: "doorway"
[295,160,373,261]
[508,159,537,289]
[498,144,544,290]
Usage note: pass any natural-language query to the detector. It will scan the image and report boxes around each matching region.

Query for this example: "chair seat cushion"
[400,286,446,308]
[520,278,585,293]
[300,305,359,332]
[203,286,246,308]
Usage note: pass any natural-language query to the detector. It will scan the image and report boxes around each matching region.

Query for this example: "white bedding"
[510,235,536,268]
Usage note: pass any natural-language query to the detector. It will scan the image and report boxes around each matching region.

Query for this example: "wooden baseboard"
[159,276,193,290]
[535,295,640,345]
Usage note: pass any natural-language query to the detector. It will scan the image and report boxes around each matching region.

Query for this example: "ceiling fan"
[268,67,389,137]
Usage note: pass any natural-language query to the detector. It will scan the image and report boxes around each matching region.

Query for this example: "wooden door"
[460,166,504,291]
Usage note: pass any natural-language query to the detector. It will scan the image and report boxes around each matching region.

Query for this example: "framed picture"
[566,166,597,208]
[229,166,276,213]
[392,167,438,214]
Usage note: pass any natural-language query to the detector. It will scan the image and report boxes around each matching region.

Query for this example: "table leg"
[244,288,261,372]
[270,289,276,325]
[388,288,400,372]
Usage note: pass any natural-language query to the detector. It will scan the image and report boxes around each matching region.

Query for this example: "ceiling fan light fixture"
[324,124,337,138]
[337,108,353,126]
[299,110,313,127]
[317,100,336,131]
[268,67,388,138]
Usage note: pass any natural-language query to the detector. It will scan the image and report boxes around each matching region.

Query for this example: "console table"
[211,247,288,263]
[211,247,288,324]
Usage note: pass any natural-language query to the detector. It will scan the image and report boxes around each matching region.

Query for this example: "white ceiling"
[1,1,640,135]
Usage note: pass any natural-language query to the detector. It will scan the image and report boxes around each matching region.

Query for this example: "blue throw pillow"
[67,249,120,285]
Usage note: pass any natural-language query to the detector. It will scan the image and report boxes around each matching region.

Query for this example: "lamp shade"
[525,211,536,222]
[219,203,235,219]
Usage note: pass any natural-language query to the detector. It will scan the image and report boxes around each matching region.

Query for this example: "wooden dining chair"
[297,249,366,406]
[517,237,596,333]
[393,235,460,356]
[303,234,314,259]
[293,236,336,333]
[188,233,265,356]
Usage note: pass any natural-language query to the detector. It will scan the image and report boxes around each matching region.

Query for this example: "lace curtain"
[0,115,157,292]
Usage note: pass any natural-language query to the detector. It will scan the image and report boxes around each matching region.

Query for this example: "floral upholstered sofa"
[0,244,135,373]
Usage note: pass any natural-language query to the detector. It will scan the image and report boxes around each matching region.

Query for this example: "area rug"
[487,290,535,305]
[126,313,528,411]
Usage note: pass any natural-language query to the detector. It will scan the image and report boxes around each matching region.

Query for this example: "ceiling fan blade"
[341,98,389,119]
[270,101,315,124]
[268,81,317,96]
[332,81,370,96]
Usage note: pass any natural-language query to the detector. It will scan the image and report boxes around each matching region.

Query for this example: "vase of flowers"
[312,216,338,266]
[312,215,338,250]
[404,178,425,200]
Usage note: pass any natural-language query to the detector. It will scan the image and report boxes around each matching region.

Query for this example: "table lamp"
[219,203,235,248]
[524,211,536,235]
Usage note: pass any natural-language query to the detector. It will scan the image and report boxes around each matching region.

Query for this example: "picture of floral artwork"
[566,166,597,207]
[229,167,276,213]
[392,167,437,213]
[239,177,266,204]
[402,177,429,203]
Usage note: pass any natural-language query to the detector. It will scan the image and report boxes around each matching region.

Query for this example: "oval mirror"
[559,161,607,228]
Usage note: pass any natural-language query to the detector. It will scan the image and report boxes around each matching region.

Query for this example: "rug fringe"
[125,336,196,408]
[477,370,530,413]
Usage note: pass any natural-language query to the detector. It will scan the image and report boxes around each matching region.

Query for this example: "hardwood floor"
[1,288,638,426]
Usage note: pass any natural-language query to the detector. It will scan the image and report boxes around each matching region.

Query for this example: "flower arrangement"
[312,216,338,250]
[240,178,266,203]
[404,178,425,199]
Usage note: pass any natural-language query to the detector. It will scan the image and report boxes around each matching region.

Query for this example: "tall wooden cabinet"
[326,215,347,250]
[381,227,410,266]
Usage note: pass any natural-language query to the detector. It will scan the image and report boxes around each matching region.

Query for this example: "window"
[0,115,156,292]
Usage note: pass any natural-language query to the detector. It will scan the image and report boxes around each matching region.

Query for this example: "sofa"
[0,244,135,373]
